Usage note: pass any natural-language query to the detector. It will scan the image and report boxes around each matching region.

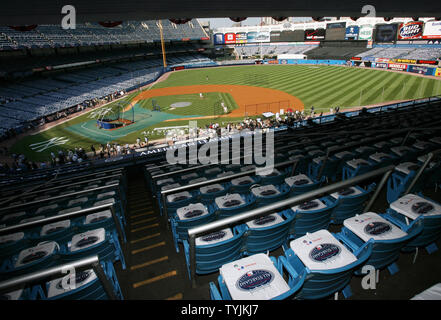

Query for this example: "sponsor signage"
[375,24,398,42]
[436,68,441,77]
[224,33,236,44]
[423,21,441,39]
[304,28,325,40]
[388,63,408,71]
[345,26,359,40]
[200,37,210,41]
[235,32,247,43]
[398,21,424,40]
[394,58,417,64]
[247,31,270,43]
[375,62,388,69]
[408,65,436,76]
[213,33,224,45]
[417,59,438,65]
[351,56,362,61]
[359,25,373,40]
[376,58,390,63]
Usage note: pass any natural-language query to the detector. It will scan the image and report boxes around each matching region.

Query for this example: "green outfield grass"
[10,65,441,161]
[155,65,441,113]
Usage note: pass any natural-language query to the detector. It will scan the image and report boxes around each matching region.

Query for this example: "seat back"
[283,240,373,299]
[242,210,295,254]
[331,184,375,224]
[288,198,337,239]
[183,226,246,276]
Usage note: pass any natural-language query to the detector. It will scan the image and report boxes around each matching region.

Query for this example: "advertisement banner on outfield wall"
[235,32,247,43]
[224,33,236,44]
[423,21,441,39]
[213,33,224,45]
[345,26,360,40]
[375,62,388,69]
[408,65,436,76]
[398,21,424,40]
[359,25,373,40]
[436,68,441,77]
[388,63,408,71]
[247,32,270,43]
[393,58,417,64]
[376,58,390,63]
[362,56,376,62]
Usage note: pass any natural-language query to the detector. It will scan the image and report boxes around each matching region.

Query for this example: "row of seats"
[142,99,441,294]
[209,192,441,300]
[0,167,129,300]
[0,20,207,50]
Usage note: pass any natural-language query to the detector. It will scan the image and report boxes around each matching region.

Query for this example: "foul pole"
[158,20,167,70]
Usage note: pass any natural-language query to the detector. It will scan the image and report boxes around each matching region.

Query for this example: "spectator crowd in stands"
[0,107,342,176]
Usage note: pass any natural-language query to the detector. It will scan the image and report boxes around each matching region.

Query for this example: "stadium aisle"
[115,167,214,300]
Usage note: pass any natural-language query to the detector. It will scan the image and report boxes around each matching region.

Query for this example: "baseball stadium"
[1,0,441,308]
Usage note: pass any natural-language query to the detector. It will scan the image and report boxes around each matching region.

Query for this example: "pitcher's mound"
[170,102,192,108]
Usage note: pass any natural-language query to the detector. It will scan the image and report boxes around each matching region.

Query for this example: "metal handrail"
[187,164,395,287]
[0,255,119,300]
[0,202,123,243]
[0,182,121,213]
[405,149,441,195]
[0,172,123,206]
[160,159,299,228]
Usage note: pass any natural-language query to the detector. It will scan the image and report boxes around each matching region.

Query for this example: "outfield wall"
[278,59,346,65]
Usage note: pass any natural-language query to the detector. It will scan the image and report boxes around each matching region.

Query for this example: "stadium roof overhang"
[1,0,440,25]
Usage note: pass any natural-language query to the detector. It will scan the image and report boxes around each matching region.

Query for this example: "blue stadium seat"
[329,184,376,224]
[229,175,261,193]
[256,168,287,185]
[239,210,295,254]
[386,162,439,203]
[29,260,123,300]
[31,219,74,245]
[0,231,29,261]
[342,158,378,180]
[170,202,216,252]
[249,183,290,205]
[286,197,337,240]
[386,193,441,254]
[60,228,126,270]
[308,156,341,182]
[389,146,419,162]
[164,190,198,216]
[281,229,373,299]
[214,193,256,219]
[285,174,325,197]
[182,226,246,279]
[0,241,60,281]
[338,212,423,276]
[209,253,306,300]
[198,183,230,203]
